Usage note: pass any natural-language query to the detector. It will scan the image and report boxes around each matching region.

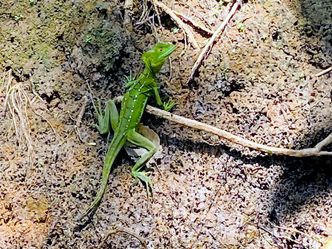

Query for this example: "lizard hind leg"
[108,99,119,131]
[126,129,157,194]
[94,99,119,134]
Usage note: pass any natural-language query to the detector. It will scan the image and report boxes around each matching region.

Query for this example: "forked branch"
[114,96,332,157]
[188,0,242,82]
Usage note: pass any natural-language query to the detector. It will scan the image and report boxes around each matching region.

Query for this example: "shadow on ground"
[267,0,332,222]
[270,156,331,223]
[298,0,332,62]
[155,113,332,224]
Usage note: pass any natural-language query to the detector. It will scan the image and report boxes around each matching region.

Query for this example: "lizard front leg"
[126,129,157,194]
[152,86,175,111]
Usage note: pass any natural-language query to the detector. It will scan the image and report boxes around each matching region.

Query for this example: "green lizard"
[79,42,176,219]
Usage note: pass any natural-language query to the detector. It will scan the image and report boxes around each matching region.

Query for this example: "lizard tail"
[77,135,126,221]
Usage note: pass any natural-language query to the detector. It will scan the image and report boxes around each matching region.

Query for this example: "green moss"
[0,0,98,73]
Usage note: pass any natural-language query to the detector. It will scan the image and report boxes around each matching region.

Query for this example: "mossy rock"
[71,20,129,82]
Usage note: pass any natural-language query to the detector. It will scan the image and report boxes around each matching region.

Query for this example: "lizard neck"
[142,66,155,78]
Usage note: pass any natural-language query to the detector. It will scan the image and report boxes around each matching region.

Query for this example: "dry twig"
[76,96,89,128]
[124,0,134,31]
[146,105,332,157]
[315,66,332,77]
[74,95,91,144]
[155,1,199,49]
[99,225,147,248]
[172,9,213,35]
[114,96,332,157]
[188,0,242,83]
[268,221,320,245]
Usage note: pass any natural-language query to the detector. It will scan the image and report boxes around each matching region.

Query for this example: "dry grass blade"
[1,70,35,164]
[136,0,149,25]
[150,0,162,26]
[155,1,199,49]
[135,0,160,39]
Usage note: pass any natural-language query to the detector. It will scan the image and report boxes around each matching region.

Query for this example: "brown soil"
[0,0,331,248]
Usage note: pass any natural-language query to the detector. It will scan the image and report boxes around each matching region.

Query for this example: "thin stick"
[124,0,134,31]
[28,79,59,139]
[150,0,162,26]
[3,70,14,113]
[75,95,93,144]
[268,221,320,244]
[188,0,242,83]
[155,1,199,49]
[33,110,58,138]
[172,10,213,35]
[76,96,89,128]
[146,105,332,157]
[100,225,147,248]
[178,30,188,58]
[314,133,332,150]
[315,66,332,77]
[113,96,332,157]
[190,184,223,248]
[137,0,148,24]
[257,225,303,245]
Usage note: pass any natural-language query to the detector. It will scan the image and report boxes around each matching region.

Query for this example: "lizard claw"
[162,100,175,111]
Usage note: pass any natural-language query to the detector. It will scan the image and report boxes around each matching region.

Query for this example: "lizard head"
[142,42,176,74]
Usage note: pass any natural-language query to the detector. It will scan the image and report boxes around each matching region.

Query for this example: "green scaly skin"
[78,43,176,220]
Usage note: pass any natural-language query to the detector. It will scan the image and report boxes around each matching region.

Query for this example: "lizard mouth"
[159,44,176,59]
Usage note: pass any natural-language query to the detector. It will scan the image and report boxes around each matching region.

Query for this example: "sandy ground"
[0,0,331,248]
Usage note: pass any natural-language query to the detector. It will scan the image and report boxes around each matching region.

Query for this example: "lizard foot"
[162,100,175,111]
[132,170,153,196]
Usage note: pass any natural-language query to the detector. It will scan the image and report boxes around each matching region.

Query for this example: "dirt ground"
[0,0,331,248]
